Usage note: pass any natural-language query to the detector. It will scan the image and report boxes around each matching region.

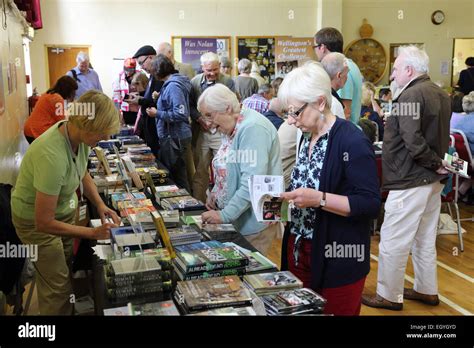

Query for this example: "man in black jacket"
[362,46,451,311]
[128,45,163,157]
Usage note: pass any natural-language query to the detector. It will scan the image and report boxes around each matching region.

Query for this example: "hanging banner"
[274,37,316,78]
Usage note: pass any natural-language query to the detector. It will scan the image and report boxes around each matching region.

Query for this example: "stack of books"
[223,242,278,274]
[190,306,257,316]
[201,224,239,242]
[104,300,180,316]
[117,198,156,218]
[180,215,203,230]
[174,275,253,314]
[158,210,180,225]
[110,226,156,253]
[109,191,146,210]
[155,187,190,204]
[243,271,303,296]
[167,226,202,247]
[104,255,172,304]
[97,139,122,150]
[173,241,249,281]
[261,288,326,315]
[160,195,205,211]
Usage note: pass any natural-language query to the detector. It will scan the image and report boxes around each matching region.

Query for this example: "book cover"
[243,271,303,294]
[160,196,205,211]
[444,153,470,178]
[176,276,253,312]
[175,247,248,273]
[131,300,180,316]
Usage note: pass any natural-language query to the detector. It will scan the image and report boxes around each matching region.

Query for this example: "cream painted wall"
[342,0,474,87]
[0,1,29,185]
[30,0,318,97]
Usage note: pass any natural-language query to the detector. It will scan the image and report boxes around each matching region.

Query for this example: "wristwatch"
[320,192,327,208]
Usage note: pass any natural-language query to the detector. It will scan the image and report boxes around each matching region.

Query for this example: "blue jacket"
[262,110,284,130]
[156,74,192,139]
[218,108,282,235]
[282,117,381,289]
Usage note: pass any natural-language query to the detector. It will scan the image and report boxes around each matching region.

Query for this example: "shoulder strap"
[70,69,81,83]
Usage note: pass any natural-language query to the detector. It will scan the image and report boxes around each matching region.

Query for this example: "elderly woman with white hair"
[278,62,381,315]
[233,58,259,101]
[66,51,103,99]
[199,84,282,255]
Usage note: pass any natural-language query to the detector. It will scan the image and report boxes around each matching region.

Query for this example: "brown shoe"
[361,294,403,311]
[404,288,440,306]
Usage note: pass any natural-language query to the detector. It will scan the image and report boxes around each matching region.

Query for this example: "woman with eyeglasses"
[279,62,381,316]
[198,84,282,255]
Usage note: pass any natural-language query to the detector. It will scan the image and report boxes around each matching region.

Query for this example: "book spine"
[107,281,172,299]
[182,268,246,280]
[183,259,249,274]
[188,300,253,313]
[105,271,171,288]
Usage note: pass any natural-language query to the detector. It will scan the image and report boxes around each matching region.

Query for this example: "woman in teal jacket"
[198,84,282,255]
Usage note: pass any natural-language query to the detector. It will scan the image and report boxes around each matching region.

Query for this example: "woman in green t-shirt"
[11,90,121,315]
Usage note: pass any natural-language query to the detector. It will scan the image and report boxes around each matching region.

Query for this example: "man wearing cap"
[127,45,163,157]
[157,42,196,80]
[66,51,102,99]
[112,58,140,125]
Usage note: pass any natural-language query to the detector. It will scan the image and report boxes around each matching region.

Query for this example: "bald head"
[157,42,174,62]
[269,98,284,117]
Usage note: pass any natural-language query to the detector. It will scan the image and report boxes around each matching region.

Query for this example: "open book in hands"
[248,175,291,222]
[444,153,470,179]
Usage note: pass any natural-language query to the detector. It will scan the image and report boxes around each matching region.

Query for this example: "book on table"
[243,271,303,295]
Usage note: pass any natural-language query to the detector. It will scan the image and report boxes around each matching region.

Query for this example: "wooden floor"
[267,202,474,316]
[7,203,474,316]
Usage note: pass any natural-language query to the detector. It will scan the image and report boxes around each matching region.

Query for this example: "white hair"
[197,84,240,114]
[278,60,332,109]
[321,52,347,79]
[398,45,430,74]
[238,58,252,74]
[157,42,173,56]
[463,91,474,113]
[200,52,220,65]
[251,61,260,74]
[76,51,90,63]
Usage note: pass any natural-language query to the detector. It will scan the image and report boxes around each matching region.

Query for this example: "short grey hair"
[462,91,474,113]
[398,45,430,74]
[76,51,90,64]
[269,98,284,115]
[157,42,173,57]
[197,84,241,114]
[238,58,252,74]
[278,60,332,110]
[200,52,220,65]
[220,56,231,68]
[258,83,272,95]
[321,52,347,79]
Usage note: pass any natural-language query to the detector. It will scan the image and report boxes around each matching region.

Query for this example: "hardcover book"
[243,271,303,295]
[175,247,249,274]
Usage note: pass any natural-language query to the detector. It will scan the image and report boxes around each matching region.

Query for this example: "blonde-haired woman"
[360,81,384,141]
[11,90,121,315]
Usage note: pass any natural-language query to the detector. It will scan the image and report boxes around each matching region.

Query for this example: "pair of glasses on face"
[312,43,323,49]
[138,56,150,66]
[286,102,308,119]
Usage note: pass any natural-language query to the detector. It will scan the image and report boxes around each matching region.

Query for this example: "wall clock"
[431,10,445,25]
[344,19,388,84]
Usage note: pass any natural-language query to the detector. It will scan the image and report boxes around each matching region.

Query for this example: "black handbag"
[159,122,181,169]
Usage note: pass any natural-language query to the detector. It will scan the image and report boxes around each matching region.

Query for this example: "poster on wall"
[275,37,316,78]
[237,37,277,83]
[0,60,5,116]
[173,36,231,74]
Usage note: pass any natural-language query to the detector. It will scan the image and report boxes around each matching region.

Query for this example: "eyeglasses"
[286,103,308,119]
[312,43,323,49]
[138,56,150,66]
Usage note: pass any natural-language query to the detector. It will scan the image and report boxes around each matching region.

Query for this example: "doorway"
[45,45,90,89]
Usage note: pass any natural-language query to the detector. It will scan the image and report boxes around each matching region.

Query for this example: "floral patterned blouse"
[212,114,244,209]
[289,130,330,265]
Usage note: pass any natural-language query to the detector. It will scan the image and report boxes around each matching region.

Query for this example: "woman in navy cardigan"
[279,62,381,316]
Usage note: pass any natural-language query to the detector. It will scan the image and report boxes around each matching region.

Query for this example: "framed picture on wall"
[171,36,231,75]
[236,36,282,83]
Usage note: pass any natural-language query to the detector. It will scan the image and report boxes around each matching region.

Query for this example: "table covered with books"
[83,126,327,316]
